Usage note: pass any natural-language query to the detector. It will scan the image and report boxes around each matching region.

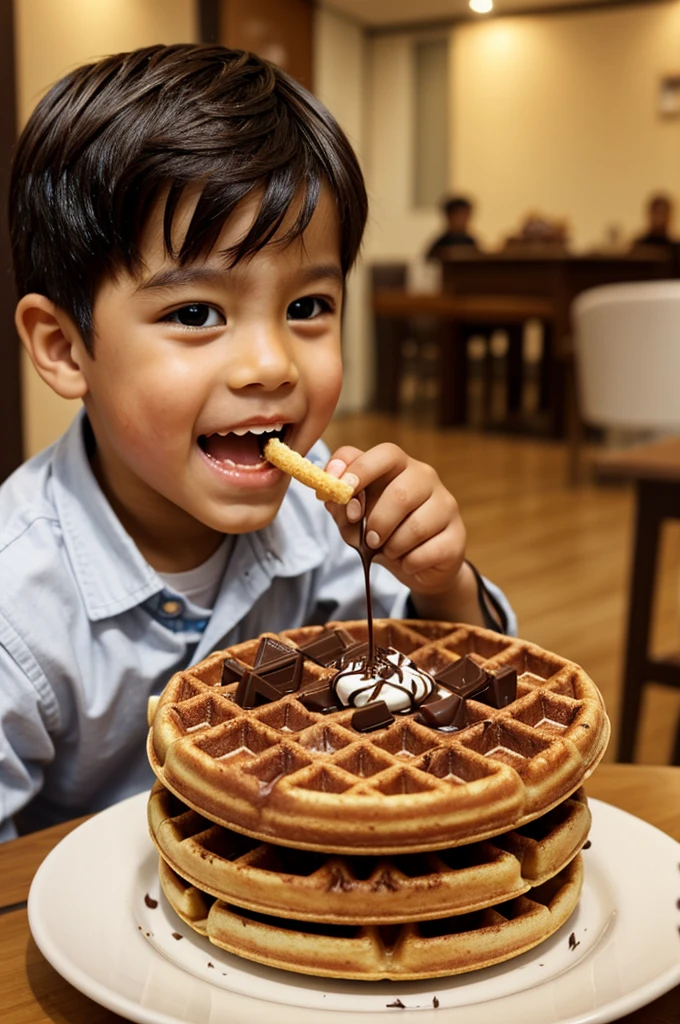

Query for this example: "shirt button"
[161,599,183,616]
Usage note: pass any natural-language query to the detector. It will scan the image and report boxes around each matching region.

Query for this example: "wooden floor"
[323,413,680,765]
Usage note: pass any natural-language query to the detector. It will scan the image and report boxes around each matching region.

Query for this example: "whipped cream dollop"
[331,647,437,713]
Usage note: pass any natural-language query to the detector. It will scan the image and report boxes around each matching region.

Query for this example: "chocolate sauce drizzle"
[331,515,436,710]
[358,515,377,672]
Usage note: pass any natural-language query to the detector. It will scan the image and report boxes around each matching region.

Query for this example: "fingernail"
[340,472,360,491]
[346,497,362,522]
[325,459,347,479]
[366,530,381,549]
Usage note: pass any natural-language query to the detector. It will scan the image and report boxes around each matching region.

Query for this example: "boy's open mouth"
[198,424,288,467]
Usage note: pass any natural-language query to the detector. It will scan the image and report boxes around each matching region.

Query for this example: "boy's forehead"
[138,183,342,277]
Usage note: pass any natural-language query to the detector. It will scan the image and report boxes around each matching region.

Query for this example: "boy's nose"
[227,329,300,391]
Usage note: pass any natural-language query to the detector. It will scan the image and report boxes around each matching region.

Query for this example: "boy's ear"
[15,293,89,400]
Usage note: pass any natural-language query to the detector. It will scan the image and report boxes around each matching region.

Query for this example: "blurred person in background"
[632,193,675,249]
[426,195,479,259]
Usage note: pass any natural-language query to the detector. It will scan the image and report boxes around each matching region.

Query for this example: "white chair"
[573,280,680,439]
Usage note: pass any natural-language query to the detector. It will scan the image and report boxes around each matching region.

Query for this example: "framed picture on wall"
[658,74,680,118]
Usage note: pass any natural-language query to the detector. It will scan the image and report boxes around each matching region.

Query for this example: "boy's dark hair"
[10,44,368,353]
[442,195,473,217]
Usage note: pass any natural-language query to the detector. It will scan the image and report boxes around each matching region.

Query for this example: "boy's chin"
[197,492,288,536]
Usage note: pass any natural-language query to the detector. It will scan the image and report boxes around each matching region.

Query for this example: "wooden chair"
[595,439,680,765]
[572,281,680,762]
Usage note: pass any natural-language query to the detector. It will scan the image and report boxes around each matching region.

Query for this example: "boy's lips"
[198,423,288,468]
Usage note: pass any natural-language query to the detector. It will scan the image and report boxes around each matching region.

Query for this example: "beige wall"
[14,0,197,457]
[452,2,680,251]
[313,6,370,413]
[364,32,442,261]
[364,1,680,259]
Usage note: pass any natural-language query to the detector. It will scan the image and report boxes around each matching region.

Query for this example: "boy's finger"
[327,443,409,498]
[365,471,445,547]
[325,446,364,476]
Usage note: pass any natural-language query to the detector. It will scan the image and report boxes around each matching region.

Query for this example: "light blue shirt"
[0,413,515,841]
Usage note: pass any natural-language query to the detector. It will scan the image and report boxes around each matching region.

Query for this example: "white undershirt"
[159,537,233,610]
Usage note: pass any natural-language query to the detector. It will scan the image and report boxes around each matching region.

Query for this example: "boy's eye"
[166,304,224,328]
[287,296,330,321]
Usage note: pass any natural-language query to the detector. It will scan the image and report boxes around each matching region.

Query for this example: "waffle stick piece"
[158,854,584,980]
[263,437,354,504]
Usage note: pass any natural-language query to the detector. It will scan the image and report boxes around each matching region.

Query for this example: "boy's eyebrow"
[136,262,344,293]
[136,266,229,293]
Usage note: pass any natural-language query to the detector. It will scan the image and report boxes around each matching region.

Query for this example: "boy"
[0,45,514,841]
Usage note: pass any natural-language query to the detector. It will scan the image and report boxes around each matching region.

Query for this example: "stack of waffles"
[146,620,609,980]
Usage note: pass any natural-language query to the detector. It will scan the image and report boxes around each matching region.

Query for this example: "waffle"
[158,853,584,980]
[148,620,609,854]
[148,781,590,924]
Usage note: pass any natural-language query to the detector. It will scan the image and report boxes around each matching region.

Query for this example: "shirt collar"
[50,412,328,622]
[51,412,163,620]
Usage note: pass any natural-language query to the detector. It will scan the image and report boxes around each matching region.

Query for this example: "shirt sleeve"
[0,643,55,842]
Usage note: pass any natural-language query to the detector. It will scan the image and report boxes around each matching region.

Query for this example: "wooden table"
[372,250,676,437]
[373,290,556,429]
[595,437,680,764]
[2,765,679,1023]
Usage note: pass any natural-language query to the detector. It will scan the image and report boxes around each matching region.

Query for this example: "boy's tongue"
[201,432,264,466]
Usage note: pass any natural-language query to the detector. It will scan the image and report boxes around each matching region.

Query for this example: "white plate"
[28,792,680,1024]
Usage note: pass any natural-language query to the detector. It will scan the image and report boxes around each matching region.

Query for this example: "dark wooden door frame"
[0,0,20,483]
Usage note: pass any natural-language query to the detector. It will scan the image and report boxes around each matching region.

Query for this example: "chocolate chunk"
[568,931,580,950]
[234,670,283,709]
[386,999,405,1008]
[297,630,349,667]
[435,655,489,699]
[474,666,517,709]
[339,640,370,666]
[298,685,342,714]
[433,996,439,1008]
[352,700,394,732]
[254,636,295,666]
[221,657,247,687]
[583,839,592,850]
[417,692,467,731]
[144,894,158,909]
[258,652,303,694]
[172,932,183,940]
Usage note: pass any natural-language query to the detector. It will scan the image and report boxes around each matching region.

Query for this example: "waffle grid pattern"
[148,621,608,853]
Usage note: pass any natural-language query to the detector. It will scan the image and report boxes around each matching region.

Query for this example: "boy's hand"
[324,443,487,626]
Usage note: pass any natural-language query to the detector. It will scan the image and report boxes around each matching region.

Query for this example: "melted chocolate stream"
[358,515,376,671]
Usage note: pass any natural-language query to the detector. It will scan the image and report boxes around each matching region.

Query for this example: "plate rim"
[27,792,680,1024]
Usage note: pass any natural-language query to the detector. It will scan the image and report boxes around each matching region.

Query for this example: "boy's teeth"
[218,424,283,437]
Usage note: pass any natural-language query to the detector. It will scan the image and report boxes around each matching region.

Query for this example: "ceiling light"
[469,0,494,12]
